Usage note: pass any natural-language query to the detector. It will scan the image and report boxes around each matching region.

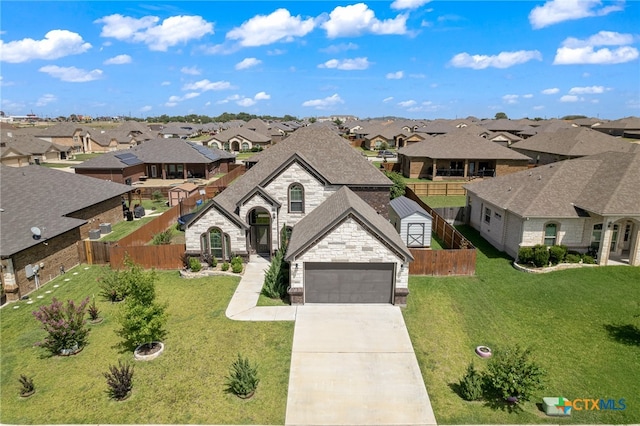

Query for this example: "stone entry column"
[629,223,640,266]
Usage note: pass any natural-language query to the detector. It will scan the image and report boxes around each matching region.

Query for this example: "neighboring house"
[464,151,640,266]
[184,126,413,305]
[592,116,640,139]
[397,129,530,180]
[0,135,72,166]
[510,127,637,165]
[486,131,522,147]
[0,165,132,301]
[389,196,433,248]
[207,127,271,151]
[74,138,235,184]
[34,123,91,154]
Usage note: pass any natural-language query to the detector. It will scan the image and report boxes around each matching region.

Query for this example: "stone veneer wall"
[185,208,246,255]
[288,217,408,304]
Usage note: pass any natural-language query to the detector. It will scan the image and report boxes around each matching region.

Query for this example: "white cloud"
[450,50,542,69]
[181,66,201,75]
[560,95,581,102]
[235,57,262,70]
[523,94,534,99]
[223,92,271,107]
[237,98,256,107]
[161,81,171,86]
[529,0,624,29]
[383,96,394,102]
[183,92,201,100]
[542,88,560,95]
[502,94,519,104]
[554,31,639,65]
[95,14,213,51]
[39,65,103,82]
[182,79,234,91]
[226,8,315,47]
[386,71,404,79]
[318,57,371,70]
[140,105,152,112]
[267,49,286,55]
[533,105,545,110]
[302,93,344,109]
[398,100,417,108]
[254,91,270,100]
[391,0,432,10]
[562,31,634,49]
[568,85,609,94]
[35,94,57,107]
[0,30,91,63]
[320,42,359,54]
[321,3,408,38]
[104,54,132,65]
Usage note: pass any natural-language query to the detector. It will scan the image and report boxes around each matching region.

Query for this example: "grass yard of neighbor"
[420,195,467,208]
[0,266,293,425]
[403,226,640,424]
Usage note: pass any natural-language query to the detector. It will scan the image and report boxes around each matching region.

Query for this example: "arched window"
[241,142,250,151]
[288,184,304,213]
[209,228,224,259]
[223,142,230,151]
[544,223,558,246]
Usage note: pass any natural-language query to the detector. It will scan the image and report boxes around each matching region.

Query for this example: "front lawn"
[0,266,293,424]
[404,226,640,424]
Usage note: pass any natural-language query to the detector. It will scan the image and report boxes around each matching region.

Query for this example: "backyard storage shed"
[389,196,433,248]
[168,182,199,207]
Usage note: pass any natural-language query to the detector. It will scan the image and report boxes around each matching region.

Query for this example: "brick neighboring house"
[184,126,414,305]
[510,127,637,165]
[0,165,132,302]
[464,151,640,266]
[74,138,236,184]
[397,128,530,180]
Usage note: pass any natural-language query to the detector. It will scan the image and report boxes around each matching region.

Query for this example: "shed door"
[305,263,394,304]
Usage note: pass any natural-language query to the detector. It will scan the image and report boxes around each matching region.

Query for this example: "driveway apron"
[285,304,437,426]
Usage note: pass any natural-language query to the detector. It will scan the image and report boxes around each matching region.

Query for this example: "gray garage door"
[305,262,394,303]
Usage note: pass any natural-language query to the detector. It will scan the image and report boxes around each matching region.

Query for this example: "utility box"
[99,223,112,234]
[89,229,101,240]
[543,397,571,416]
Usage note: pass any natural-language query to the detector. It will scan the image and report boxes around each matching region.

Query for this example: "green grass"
[235,152,257,161]
[40,162,73,169]
[0,266,293,424]
[403,226,640,424]
[72,153,103,161]
[420,195,467,208]
[99,216,157,242]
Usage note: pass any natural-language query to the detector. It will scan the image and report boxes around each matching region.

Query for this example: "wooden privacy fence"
[77,240,114,265]
[405,182,467,197]
[110,244,186,270]
[409,248,476,276]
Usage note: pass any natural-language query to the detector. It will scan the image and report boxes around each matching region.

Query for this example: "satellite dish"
[31,227,42,240]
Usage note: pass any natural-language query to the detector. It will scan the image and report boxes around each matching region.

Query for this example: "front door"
[248,209,271,254]
[150,165,157,178]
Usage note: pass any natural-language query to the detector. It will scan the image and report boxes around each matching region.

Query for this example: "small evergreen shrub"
[459,363,483,401]
[532,244,550,267]
[152,190,164,203]
[517,247,534,265]
[231,256,243,273]
[225,354,259,398]
[383,171,406,199]
[88,298,101,321]
[18,374,35,396]
[486,345,545,403]
[152,229,172,245]
[221,262,229,271]
[582,254,596,264]
[548,245,567,265]
[565,253,581,263]
[210,256,218,268]
[104,360,134,400]
[189,257,202,272]
[32,297,90,355]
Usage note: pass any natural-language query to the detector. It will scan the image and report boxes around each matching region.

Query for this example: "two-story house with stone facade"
[184,126,414,305]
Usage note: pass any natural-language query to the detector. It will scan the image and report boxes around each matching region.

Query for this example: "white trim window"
[544,223,558,246]
[289,184,304,213]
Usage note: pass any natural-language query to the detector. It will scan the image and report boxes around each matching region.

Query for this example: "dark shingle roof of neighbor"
[464,150,640,218]
[389,196,432,220]
[74,138,235,169]
[0,165,132,256]
[285,186,413,261]
[211,127,271,143]
[511,127,635,157]
[398,128,530,160]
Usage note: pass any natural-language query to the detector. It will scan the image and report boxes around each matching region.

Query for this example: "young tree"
[494,112,508,120]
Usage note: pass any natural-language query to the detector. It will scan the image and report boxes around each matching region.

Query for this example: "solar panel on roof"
[188,142,218,161]
[114,152,143,166]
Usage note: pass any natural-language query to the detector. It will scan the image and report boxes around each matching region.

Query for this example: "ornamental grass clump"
[104,360,134,400]
[225,354,259,398]
[32,297,90,355]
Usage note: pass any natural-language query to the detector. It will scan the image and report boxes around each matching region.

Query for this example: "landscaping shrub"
[565,253,582,263]
[116,262,168,351]
[18,375,35,396]
[225,354,259,398]
[189,257,202,272]
[221,262,229,271]
[32,297,90,355]
[458,363,483,401]
[152,229,172,245]
[210,256,218,268]
[262,249,287,299]
[384,171,406,200]
[231,256,243,273]
[88,298,101,321]
[582,254,596,264]
[548,245,567,265]
[104,360,134,401]
[98,267,131,302]
[152,190,164,203]
[486,345,545,403]
[517,247,534,265]
[532,244,550,267]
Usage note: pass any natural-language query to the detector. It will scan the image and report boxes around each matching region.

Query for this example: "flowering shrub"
[33,297,90,355]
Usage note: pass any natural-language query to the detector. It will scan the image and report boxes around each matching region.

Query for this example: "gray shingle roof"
[0,165,132,256]
[285,186,413,261]
[464,150,640,218]
[511,127,634,157]
[211,127,271,143]
[398,128,530,160]
[389,196,432,219]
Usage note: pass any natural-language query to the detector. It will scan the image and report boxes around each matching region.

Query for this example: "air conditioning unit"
[89,229,101,240]
[99,223,112,234]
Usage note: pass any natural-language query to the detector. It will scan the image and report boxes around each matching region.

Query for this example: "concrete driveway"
[285,304,437,426]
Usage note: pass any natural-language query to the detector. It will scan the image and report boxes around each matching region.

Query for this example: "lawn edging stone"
[512,261,598,274]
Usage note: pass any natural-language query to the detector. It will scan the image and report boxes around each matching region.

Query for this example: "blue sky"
[1,0,639,120]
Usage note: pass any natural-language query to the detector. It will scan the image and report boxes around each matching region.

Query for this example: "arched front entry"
[247,207,271,255]
[231,140,240,152]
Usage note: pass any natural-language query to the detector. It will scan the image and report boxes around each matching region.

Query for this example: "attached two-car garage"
[304,262,395,304]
